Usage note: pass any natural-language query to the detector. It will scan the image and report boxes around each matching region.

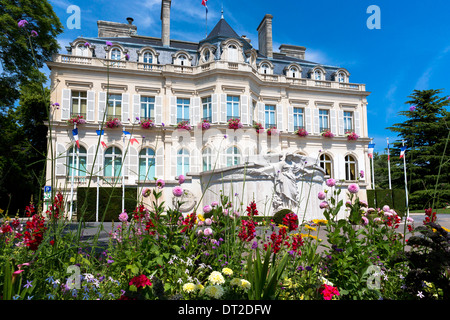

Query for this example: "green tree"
[387,89,450,210]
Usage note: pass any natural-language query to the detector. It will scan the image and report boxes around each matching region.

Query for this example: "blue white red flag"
[202,0,208,13]
[400,146,406,159]
[96,129,107,148]
[72,128,80,149]
[368,143,375,159]
[123,131,139,145]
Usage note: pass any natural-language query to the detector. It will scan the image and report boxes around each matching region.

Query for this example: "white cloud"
[414,45,450,90]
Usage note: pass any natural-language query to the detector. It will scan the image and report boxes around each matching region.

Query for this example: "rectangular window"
[140,96,155,120]
[71,91,87,117]
[293,107,304,130]
[202,96,212,122]
[265,105,276,127]
[107,94,122,120]
[344,111,353,132]
[319,109,329,132]
[226,95,240,120]
[177,98,190,123]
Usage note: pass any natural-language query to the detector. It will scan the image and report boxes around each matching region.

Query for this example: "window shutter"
[61,89,71,120]
[155,96,163,125]
[220,94,227,123]
[191,148,200,172]
[56,143,67,176]
[338,110,344,135]
[128,146,138,184]
[276,104,283,131]
[171,147,177,177]
[87,145,96,177]
[212,94,219,123]
[313,109,319,134]
[258,102,265,128]
[98,92,106,123]
[305,107,312,134]
[354,111,361,136]
[240,95,249,125]
[330,110,337,135]
[156,147,164,178]
[121,93,129,123]
[87,91,95,122]
[170,96,177,125]
[133,94,141,122]
[287,105,294,132]
[191,96,200,126]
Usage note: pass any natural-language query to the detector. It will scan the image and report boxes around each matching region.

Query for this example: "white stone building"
[45,0,371,220]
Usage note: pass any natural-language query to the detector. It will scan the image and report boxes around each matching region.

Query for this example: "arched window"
[75,44,88,57]
[261,63,270,74]
[178,54,187,66]
[345,155,357,181]
[290,67,299,78]
[143,52,154,64]
[314,69,323,80]
[203,49,211,62]
[139,148,156,181]
[67,146,87,177]
[110,48,121,60]
[226,146,241,167]
[228,45,238,62]
[338,72,345,83]
[177,148,190,176]
[319,153,332,178]
[202,147,212,171]
[104,147,122,177]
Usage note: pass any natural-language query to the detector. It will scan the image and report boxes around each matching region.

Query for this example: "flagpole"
[387,137,392,189]
[96,124,101,223]
[122,132,125,213]
[402,140,410,219]
[69,123,76,221]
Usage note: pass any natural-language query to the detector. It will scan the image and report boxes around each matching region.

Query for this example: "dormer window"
[314,70,322,80]
[178,54,187,65]
[143,52,154,64]
[75,44,88,57]
[286,64,301,78]
[204,49,210,62]
[338,72,345,83]
[173,51,192,66]
[290,67,298,78]
[111,48,121,60]
[228,45,238,62]
[261,63,270,74]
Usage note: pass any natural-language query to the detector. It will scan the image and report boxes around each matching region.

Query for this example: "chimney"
[161,0,171,47]
[279,44,306,60]
[256,14,273,58]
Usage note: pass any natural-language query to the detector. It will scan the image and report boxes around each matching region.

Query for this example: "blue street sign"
[44,186,51,193]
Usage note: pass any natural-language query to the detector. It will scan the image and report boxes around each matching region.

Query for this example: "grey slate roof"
[204,18,240,41]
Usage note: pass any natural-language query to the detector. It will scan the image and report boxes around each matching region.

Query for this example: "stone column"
[161,0,171,47]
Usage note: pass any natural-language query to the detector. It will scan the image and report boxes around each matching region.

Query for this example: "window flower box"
[253,122,264,133]
[199,119,211,130]
[140,119,155,129]
[176,120,192,131]
[295,128,308,137]
[106,117,122,128]
[67,114,86,126]
[266,126,279,136]
[321,129,334,138]
[346,131,359,141]
[227,118,243,130]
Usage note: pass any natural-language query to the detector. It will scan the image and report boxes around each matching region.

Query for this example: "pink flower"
[156,179,165,189]
[409,105,416,111]
[359,170,364,178]
[211,201,219,207]
[318,191,326,200]
[30,30,38,37]
[348,184,360,194]
[203,205,212,213]
[319,201,329,209]
[361,216,369,226]
[204,227,213,236]
[119,211,128,222]
[84,42,90,47]
[205,218,212,226]
[326,178,336,187]
[106,41,113,46]
[173,186,183,197]
[178,175,185,184]
[382,205,390,212]
[142,188,151,197]
[18,20,28,28]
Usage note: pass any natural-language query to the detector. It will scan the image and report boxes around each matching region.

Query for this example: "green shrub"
[271,208,292,225]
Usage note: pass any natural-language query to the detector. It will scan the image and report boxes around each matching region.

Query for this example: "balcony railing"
[53,54,366,91]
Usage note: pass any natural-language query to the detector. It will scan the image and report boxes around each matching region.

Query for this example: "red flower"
[129,274,152,288]
[246,201,258,217]
[319,284,340,300]
[180,213,197,233]
[424,208,437,224]
[238,220,256,242]
[282,212,298,232]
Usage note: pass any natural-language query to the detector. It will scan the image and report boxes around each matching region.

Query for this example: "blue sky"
[47,0,450,153]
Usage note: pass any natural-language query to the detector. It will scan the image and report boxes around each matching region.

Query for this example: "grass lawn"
[409,208,450,214]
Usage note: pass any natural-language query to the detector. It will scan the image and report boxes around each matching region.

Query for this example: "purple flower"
[173,186,183,197]
[156,179,165,189]
[326,178,336,187]
[318,191,326,200]
[30,30,38,37]
[84,42,90,47]
[18,20,28,28]
[409,105,416,112]
[52,102,60,107]
[125,53,130,60]
[319,201,329,209]
[361,216,369,226]
[348,183,360,194]
[211,201,219,207]
[203,205,212,213]
[178,174,185,184]
[142,188,151,197]
[118,211,128,222]
[359,170,365,178]
[204,227,213,236]
[106,41,113,46]
[251,241,258,250]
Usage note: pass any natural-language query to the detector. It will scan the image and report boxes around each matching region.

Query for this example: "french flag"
[400,146,406,159]
[72,128,80,149]
[96,129,107,149]
[368,143,375,159]
[123,131,139,145]
[202,0,208,13]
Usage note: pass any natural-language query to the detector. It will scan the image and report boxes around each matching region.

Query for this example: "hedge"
[76,187,138,222]
[367,189,406,216]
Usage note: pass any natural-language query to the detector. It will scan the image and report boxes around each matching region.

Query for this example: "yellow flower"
[182,282,196,293]
[222,267,233,276]
[230,278,241,286]
[208,271,225,285]
[442,226,450,233]
[0,208,4,214]
[304,225,317,232]
[196,284,204,292]
[197,213,205,222]
[239,279,251,291]
[205,285,224,299]
[312,219,328,225]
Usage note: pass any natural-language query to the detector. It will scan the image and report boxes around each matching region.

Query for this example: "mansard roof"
[204,17,240,41]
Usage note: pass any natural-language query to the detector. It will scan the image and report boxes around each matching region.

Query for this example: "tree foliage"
[387,89,450,210]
